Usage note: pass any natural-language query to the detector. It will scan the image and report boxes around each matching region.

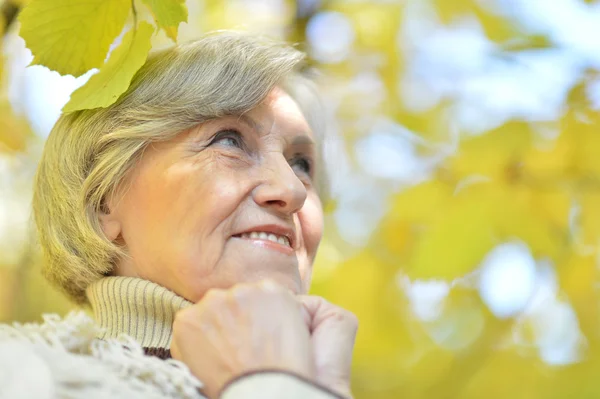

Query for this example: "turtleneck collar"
[86,277,192,349]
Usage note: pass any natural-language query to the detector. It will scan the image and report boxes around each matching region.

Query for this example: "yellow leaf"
[9,0,32,6]
[496,192,565,261]
[339,3,400,51]
[409,207,495,280]
[577,192,600,248]
[377,220,412,259]
[522,132,573,182]
[0,10,5,36]
[19,0,130,77]
[406,182,565,280]
[432,0,475,24]
[527,189,571,233]
[573,125,600,178]
[0,268,17,322]
[374,180,453,259]
[312,250,411,370]
[389,179,453,224]
[407,183,498,280]
[0,102,33,152]
[63,22,154,113]
[448,122,532,181]
[141,0,187,41]
[475,6,521,44]
[558,252,600,340]
[560,253,596,301]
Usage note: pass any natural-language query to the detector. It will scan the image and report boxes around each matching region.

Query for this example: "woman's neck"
[86,276,192,349]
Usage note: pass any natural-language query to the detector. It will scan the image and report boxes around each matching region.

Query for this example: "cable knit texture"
[0,276,344,399]
[0,312,204,399]
[0,277,202,399]
[86,277,193,349]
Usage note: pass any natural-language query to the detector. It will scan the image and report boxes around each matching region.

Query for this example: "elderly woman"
[0,33,357,399]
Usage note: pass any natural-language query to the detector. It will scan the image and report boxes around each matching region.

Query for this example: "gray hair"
[32,32,326,304]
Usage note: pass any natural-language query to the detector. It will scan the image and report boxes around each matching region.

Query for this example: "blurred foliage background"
[3,0,600,398]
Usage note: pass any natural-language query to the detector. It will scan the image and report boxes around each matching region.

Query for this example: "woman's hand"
[299,296,358,399]
[171,280,314,399]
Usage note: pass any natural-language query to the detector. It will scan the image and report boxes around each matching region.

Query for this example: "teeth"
[238,231,291,247]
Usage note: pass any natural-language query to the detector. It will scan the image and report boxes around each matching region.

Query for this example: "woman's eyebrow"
[237,114,315,146]
[237,114,264,134]
[290,136,315,146]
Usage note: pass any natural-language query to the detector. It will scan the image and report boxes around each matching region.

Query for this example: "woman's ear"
[99,203,122,242]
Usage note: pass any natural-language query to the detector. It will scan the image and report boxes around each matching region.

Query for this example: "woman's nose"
[252,156,308,215]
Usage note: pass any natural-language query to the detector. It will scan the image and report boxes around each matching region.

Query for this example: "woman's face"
[101,87,324,302]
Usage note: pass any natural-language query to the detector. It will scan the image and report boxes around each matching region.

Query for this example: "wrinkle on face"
[107,87,324,302]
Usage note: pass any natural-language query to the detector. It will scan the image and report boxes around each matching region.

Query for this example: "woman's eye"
[291,156,312,176]
[210,130,243,148]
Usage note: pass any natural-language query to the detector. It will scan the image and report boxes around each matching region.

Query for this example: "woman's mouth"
[238,231,291,247]
[232,230,294,255]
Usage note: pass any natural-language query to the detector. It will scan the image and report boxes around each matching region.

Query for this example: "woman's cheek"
[300,192,324,260]
[192,158,248,219]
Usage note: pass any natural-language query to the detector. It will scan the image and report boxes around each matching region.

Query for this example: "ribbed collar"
[86,277,192,349]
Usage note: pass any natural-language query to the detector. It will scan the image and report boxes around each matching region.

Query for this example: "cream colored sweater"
[0,277,343,399]
[86,277,192,350]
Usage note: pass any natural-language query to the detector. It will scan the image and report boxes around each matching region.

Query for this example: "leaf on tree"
[141,0,188,41]
[18,0,131,77]
[63,22,155,113]
[407,189,497,280]
[0,103,32,153]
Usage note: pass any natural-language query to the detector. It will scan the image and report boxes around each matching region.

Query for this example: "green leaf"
[19,0,131,77]
[141,0,188,41]
[63,22,155,113]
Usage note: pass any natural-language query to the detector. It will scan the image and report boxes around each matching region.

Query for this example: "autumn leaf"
[521,131,573,183]
[142,0,188,41]
[576,192,600,249]
[496,186,566,261]
[404,182,566,280]
[447,122,532,182]
[527,189,571,233]
[407,184,498,280]
[373,180,453,259]
[63,22,155,113]
[0,9,5,36]
[19,0,131,77]
[558,252,600,346]
[0,103,32,152]
[432,0,475,24]
[389,179,453,225]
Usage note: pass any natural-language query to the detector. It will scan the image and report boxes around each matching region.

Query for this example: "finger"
[198,287,227,306]
[298,295,326,317]
[300,303,312,330]
[299,296,358,333]
[297,295,322,330]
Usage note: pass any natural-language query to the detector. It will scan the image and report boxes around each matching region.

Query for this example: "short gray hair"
[32,32,326,304]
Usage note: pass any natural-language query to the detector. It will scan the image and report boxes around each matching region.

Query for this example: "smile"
[238,231,291,247]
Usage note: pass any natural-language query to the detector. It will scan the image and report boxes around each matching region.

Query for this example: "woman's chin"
[247,270,303,295]
[184,269,304,302]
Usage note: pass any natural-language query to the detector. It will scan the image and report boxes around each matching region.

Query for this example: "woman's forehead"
[211,89,313,141]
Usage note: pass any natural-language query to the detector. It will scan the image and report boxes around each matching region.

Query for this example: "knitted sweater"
[0,277,344,399]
